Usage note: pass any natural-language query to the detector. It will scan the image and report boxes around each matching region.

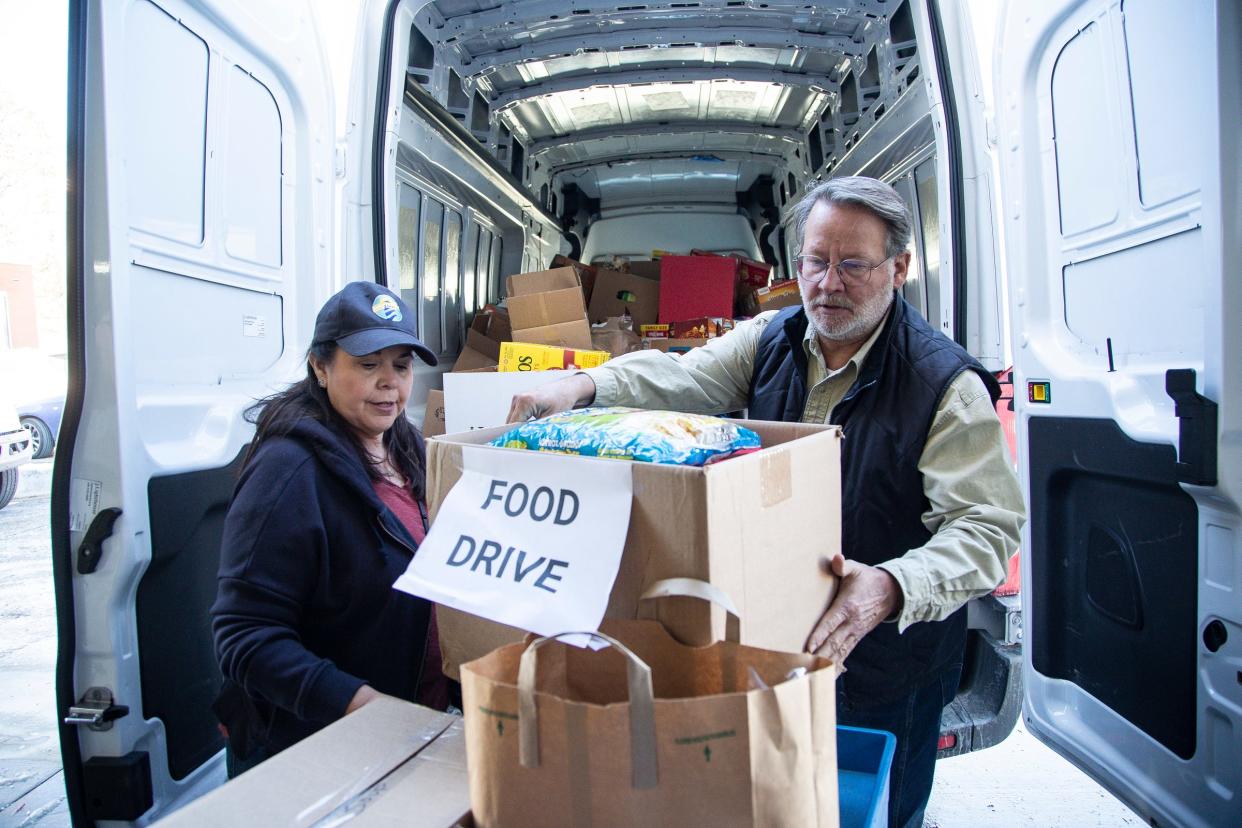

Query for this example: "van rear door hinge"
[65,686,129,731]
[1165,368,1218,486]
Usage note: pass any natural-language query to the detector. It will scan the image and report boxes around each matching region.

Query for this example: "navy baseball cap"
[312,282,437,365]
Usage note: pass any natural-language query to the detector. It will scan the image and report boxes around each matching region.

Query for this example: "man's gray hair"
[793,176,914,259]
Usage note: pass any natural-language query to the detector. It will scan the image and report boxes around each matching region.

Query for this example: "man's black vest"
[748,294,1000,706]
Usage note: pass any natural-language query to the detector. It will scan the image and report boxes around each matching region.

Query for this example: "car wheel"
[0,468,17,511]
[21,417,54,460]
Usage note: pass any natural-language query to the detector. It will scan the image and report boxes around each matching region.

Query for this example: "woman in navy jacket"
[211,282,449,771]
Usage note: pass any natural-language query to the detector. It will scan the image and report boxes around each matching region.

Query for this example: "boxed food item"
[639,323,671,339]
[756,278,803,311]
[669,317,734,340]
[658,255,736,323]
[428,419,842,678]
[498,340,610,372]
[158,698,469,827]
[643,337,710,354]
[690,249,773,289]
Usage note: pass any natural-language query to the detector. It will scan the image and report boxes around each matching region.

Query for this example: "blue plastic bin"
[837,725,897,828]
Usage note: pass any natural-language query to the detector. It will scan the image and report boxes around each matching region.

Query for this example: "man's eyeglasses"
[794,254,893,286]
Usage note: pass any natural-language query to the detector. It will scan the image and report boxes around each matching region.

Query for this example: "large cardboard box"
[506,266,580,297]
[507,287,588,331]
[507,267,594,349]
[586,267,661,328]
[428,420,842,679]
[510,318,595,351]
[157,698,469,827]
[658,255,737,322]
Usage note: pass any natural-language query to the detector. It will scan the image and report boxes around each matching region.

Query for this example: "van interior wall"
[384,0,971,349]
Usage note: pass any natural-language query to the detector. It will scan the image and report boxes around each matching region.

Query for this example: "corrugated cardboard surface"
[587,268,661,328]
[427,420,842,679]
[507,287,588,330]
[506,266,580,297]
[158,698,469,827]
[510,319,595,351]
[452,329,502,372]
[423,389,446,437]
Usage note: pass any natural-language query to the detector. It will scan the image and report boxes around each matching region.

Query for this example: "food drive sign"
[394,445,633,638]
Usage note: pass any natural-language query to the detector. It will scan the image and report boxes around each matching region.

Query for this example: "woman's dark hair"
[241,341,427,500]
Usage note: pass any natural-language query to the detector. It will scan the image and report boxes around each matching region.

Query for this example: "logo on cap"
[372,294,402,322]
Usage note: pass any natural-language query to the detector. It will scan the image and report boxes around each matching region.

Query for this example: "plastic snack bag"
[490,407,761,466]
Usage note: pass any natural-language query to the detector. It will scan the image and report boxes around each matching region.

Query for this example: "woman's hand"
[345,684,382,714]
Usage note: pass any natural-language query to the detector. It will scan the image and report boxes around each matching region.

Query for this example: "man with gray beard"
[508,176,1024,828]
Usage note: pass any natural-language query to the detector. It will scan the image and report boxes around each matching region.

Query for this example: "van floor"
[0,460,1139,827]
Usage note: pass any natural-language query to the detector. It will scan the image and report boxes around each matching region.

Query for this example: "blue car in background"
[0,349,66,460]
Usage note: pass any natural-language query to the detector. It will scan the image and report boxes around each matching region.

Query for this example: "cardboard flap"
[452,329,502,372]
[508,286,588,330]
[507,266,581,297]
[510,319,595,351]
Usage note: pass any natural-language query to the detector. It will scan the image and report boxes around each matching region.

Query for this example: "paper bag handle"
[518,631,658,789]
[639,577,741,643]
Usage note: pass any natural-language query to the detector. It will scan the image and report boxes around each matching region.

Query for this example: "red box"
[658,256,736,323]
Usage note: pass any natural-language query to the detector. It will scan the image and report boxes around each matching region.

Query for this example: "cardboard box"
[428,419,842,679]
[498,341,610,372]
[158,698,469,827]
[470,306,512,344]
[658,255,736,323]
[626,260,663,280]
[669,317,734,340]
[423,389,446,438]
[691,249,773,289]
[452,329,502,372]
[587,267,661,329]
[643,337,710,354]
[550,254,598,305]
[510,319,596,351]
[507,287,589,331]
[756,279,803,311]
[506,266,580,297]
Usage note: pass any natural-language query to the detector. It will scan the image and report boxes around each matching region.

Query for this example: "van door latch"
[1165,368,1218,486]
[77,507,122,574]
[65,687,129,731]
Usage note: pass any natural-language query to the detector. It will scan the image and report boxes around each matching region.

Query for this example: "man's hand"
[507,372,597,423]
[805,554,903,666]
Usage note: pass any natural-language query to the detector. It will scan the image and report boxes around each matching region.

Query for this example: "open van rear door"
[55,1,334,823]
[998,1,1241,825]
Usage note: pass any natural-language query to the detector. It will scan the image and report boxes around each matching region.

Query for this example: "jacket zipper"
[377,516,430,695]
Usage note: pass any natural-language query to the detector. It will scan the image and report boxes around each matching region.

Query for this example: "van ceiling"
[411,0,918,209]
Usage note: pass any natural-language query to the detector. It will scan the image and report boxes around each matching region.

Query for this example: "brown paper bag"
[461,580,838,827]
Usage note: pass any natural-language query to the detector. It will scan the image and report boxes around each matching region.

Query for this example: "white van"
[56,0,1238,825]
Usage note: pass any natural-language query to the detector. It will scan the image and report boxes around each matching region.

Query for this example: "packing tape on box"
[759,449,793,507]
